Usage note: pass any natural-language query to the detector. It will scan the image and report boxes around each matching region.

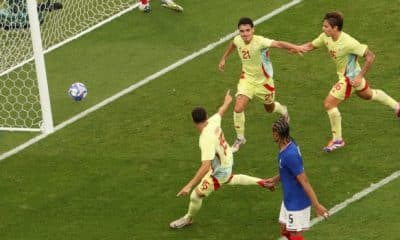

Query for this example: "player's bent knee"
[234,107,243,113]
[234,104,245,113]
[323,101,335,110]
[234,95,249,112]
[357,88,373,100]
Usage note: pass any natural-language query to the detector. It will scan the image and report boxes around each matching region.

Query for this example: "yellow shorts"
[236,77,275,104]
[330,77,369,100]
[195,170,232,197]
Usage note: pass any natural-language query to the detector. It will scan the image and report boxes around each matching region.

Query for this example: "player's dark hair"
[192,107,207,124]
[272,117,291,141]
[324,11,343,31]
[238,17,254,28]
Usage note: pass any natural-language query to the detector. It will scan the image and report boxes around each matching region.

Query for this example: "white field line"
[0,0,302,162]
[0,127,41,132]
[277,170,400,240]
[0,3,140,78]
[3,1,399,236]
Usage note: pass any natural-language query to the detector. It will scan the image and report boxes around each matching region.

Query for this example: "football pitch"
[0,0,399,239]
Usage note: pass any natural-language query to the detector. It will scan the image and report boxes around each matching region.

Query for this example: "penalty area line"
[0,0,302,162]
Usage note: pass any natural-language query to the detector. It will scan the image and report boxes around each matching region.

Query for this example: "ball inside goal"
[68,83,88,101]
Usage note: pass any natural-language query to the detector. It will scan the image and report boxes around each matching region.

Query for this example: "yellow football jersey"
[312,32,368,81]
[233,35,274,84]
[199,114,233,169]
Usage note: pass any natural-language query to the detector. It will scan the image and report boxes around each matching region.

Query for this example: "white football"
[68,82,88,101]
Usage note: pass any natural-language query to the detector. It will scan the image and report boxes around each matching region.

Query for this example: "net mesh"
[0,0,135,130]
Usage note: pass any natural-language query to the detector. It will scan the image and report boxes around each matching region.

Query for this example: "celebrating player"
[169,90,271,229]
[218,17,306,153]
[298,11,400,152]
[264,118,329,240]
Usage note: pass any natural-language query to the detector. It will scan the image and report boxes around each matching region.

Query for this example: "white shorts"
[278,202,310,232]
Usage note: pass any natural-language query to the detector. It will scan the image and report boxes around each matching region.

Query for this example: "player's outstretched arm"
[271,41,308,55]
[300,42,315,52]
[217,90,233,118]
[177,160,211,197]
[218,42,236,71]
[296,172,329,218]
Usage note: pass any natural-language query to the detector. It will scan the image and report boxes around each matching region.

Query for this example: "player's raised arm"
[219,42,236,71]
[217,90,233,117]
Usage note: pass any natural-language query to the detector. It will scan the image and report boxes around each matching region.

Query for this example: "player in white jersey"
[169,90,273,229]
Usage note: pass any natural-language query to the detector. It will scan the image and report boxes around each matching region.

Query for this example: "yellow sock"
[227,174,261,185]
[186,191,203,218]
[233,111,245,138]
[371,89,398,110]
[327,108,342,141]
[273,101,285,115]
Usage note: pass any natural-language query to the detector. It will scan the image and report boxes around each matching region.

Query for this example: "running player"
[299,11,400,152]
[219,17,306,153]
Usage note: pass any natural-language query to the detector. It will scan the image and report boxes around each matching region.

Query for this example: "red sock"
[289,236,304,240]
[140,0,148,4]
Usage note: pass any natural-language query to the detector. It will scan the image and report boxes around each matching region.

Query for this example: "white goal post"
[0,0,138,133]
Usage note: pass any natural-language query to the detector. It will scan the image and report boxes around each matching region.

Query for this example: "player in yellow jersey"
[219,17,306,153]
[169,90,272,229]
[299,11,400,152]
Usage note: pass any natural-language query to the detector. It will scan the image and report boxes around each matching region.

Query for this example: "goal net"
[0,0,137,132]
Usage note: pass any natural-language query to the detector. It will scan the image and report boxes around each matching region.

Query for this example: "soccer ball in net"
[68,83,88,101]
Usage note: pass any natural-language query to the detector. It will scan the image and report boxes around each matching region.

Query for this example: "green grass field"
[0,0,399,239]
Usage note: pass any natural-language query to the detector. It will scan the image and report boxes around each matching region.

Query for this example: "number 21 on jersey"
[241,50,251,59]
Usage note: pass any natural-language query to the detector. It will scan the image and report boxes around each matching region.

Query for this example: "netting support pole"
[27,0,54,134]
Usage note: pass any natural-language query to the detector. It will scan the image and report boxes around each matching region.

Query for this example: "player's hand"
[301,43,314,52]
[351,75,362,87]
[224,89,232,105]
[264,177,277,191]
[176,185,192,197]
[288,45,308,56]
[315,204,329,219]
[287,48,302,56]
[218,59,226,71]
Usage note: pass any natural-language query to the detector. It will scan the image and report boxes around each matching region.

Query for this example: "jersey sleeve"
[199,135,215,161]
[208,114,221,127]
[260,36,274,48]
[311,33,325,48]
[347,37,368,57]
[283,152,304,177]
[233,35,241,46]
